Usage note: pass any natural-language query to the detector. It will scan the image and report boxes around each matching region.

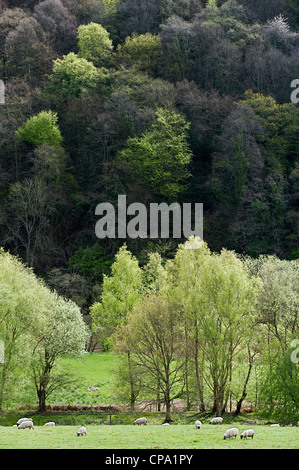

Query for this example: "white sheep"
[133,417,147,425]
[195,420,202,429]
[77,426,87,436]
[162,423,169,425]
[270,424,280,427]
[44,422,55,426]
[18,420,34,430]
[17,418,33,425]
[223,427,239,439]
[210,417,223,424]
[240,429,254,439]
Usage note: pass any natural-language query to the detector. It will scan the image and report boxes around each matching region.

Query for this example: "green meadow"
[2,353,298,450]
[0,423,298,449]
[51,352,117,405]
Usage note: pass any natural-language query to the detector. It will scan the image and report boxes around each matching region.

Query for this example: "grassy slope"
[0,424,298,449]
[50,352,117,405]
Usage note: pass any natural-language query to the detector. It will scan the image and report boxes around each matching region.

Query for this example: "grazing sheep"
[17,418,33,425]
[270,424,280,427]
[240,429,254,440]
[12,425,18,428]
[162,423,169,425]
[195,420,202,429]
[18,420,34,430]
[77,426,87,436]
[223,427,239,439]
[133,417,147,426]
[210,417,223,424]
[44,422,55,426]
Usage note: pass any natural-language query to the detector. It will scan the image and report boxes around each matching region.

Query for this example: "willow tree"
[0,249,50,410]
[168,238,211,412]
[251,256,299,353]
[0,248,89,411]
[170,238,261,415]
[199,248,260,415]
[90,244,143,410]
[246,255,299,420]
[90,244,143,335]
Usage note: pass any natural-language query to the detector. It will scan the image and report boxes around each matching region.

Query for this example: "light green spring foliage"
[0,248,51,338]
[121,294,187,407]
[205,0,219,20]
[170,237,261,345]
[117,33,161,73]
[142,252,168,295]
[165,237,261,413]
[90,245,143,334]
[92,240,297,418]
[0,249,51,408]
[118,107,193,199]
[245,255,299,352]
[15,111,63,147]
[77,22,113,66]
[0,248,89,409]
[207,0,218,7]
[47,52,101,97]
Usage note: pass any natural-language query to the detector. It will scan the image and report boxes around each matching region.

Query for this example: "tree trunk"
[157,376,161,411]
[164,379,173,422]
[35,352,54,413]
[165,398,172,423]
[0,364,7,413]
[213,383,225,417]
[185,324,190,410]
[222,348,233,414]
[127,351,135,412]
[38,388,47,412]
[194,323,205,412]
[235,349,255,415]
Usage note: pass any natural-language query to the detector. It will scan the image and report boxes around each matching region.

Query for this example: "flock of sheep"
[196,417,256,440]
[13,417,85,435]
[13,415,283,440]
[13,417,55,430]
[195,416,255,440]
[134,416,256,440]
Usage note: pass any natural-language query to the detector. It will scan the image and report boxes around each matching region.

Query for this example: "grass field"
[0,424,298,449]
[50,352,117,405]
[3,353,298,450]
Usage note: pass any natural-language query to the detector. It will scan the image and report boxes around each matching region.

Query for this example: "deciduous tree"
[31,292,89,411]
[46,52,102,98]
[77,22,113,66]
[118,108,193,199]
[34,0,77,54]
[16,110,63,148]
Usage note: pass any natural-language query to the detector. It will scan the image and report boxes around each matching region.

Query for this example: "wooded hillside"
[0,0,298,307]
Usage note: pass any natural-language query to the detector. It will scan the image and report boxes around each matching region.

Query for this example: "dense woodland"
[0,0,298,304]
[0,0,298,420]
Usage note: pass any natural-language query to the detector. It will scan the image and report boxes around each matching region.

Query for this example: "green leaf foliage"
[117,108,193,199]
[77,22,113,66]
[46,52,102,97]
[15,110,63,147]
